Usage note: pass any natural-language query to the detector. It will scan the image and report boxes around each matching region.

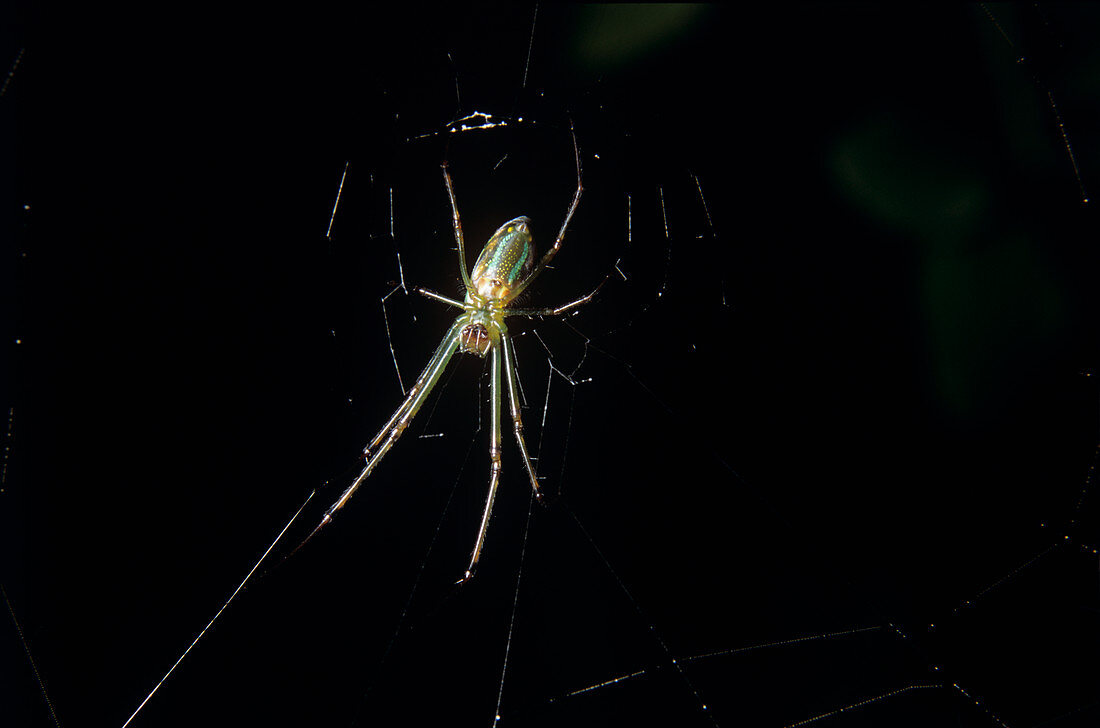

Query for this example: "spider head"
[460,322,492,357]
[470,216,535,304]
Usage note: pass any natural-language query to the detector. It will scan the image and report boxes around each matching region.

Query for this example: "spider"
[307,128,598,582]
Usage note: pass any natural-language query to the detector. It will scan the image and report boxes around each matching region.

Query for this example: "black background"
[5,4,1100,727]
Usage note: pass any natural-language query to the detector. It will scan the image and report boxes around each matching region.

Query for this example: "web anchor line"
[490,492,537,726]
[979,3,1090,204]
[783,683,943,728]
[119,490,315,728]
[325,161,349,239]
[544,625,883,708]
[560,499,718,726]
[3,582,62,727]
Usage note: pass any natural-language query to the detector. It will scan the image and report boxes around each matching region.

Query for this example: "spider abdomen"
[470,216,535,304]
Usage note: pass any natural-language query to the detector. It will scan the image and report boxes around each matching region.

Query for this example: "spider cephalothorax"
[307,128,600,582]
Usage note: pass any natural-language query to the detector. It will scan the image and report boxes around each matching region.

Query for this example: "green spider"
[310,129,597,582]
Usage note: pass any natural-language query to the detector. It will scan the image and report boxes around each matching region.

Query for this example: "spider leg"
[416,286,466,310]
[311,318,465,537]
[504,275,607,319]
[359,317,464,461]
[500,330,541,500]
[441,162,475,295]
[509,123,583,300]
[460,336,503,583]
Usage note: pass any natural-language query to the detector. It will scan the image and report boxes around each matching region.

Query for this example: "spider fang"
[460,323,492,357]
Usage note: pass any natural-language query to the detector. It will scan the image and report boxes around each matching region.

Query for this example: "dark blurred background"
[4,4,1100,727]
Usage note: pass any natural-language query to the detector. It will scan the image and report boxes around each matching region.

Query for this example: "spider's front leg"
[442,161,475,295]
[504,275,607,320]
[506,123,584,302]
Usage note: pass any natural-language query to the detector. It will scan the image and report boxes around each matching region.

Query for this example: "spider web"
[6,4,1100,728]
